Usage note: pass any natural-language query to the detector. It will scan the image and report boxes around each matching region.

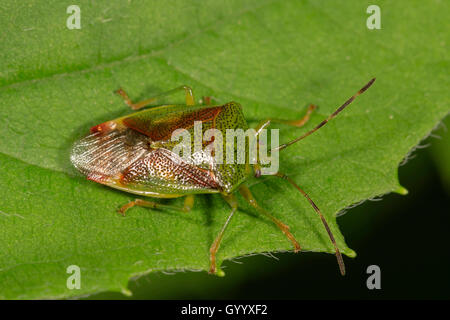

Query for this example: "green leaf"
[0,0,448,299]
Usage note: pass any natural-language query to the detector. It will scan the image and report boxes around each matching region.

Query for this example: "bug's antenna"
[273,78,376,152]
[273,172,346,276]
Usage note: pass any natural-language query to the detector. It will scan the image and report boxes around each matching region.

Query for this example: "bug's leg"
[254,104,317,134]
[118,194,195,215]
[239,185,301,252]
[201,96,220,106]
[115,85,196,110]
[209,193,238,275]
[202,96,212,106]
[270,172,345,276]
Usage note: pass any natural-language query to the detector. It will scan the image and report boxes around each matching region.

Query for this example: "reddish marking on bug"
[123,107,223,141]
[90,121,117,134]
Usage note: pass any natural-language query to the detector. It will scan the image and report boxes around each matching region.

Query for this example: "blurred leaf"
[430,115,450,193]
[0,0,448,299]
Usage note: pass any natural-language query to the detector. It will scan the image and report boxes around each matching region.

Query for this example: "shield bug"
[71,79,376,275]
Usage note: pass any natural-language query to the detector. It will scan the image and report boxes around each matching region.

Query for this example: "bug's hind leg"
[115,85,196,110]
[209,193,238,275]
[239,185,301,252]
[118,194,195,215]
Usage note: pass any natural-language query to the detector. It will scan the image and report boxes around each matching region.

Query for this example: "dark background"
[87,122,450,300]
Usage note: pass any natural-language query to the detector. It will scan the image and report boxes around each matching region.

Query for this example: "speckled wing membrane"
[70,129,148,183]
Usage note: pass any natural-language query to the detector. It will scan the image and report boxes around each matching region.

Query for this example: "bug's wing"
[70,129,148,183]
[71,127,221,195]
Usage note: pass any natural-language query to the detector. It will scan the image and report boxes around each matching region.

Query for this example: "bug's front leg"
[239,185,301,253]
[118,194,195,215]
[270,172,346,276]
[209,193,239,275]
[254,104,317,133]
[201,96,219,106]
[202,96,212,106]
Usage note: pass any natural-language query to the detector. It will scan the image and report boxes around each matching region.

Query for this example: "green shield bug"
[71,78,375,275]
